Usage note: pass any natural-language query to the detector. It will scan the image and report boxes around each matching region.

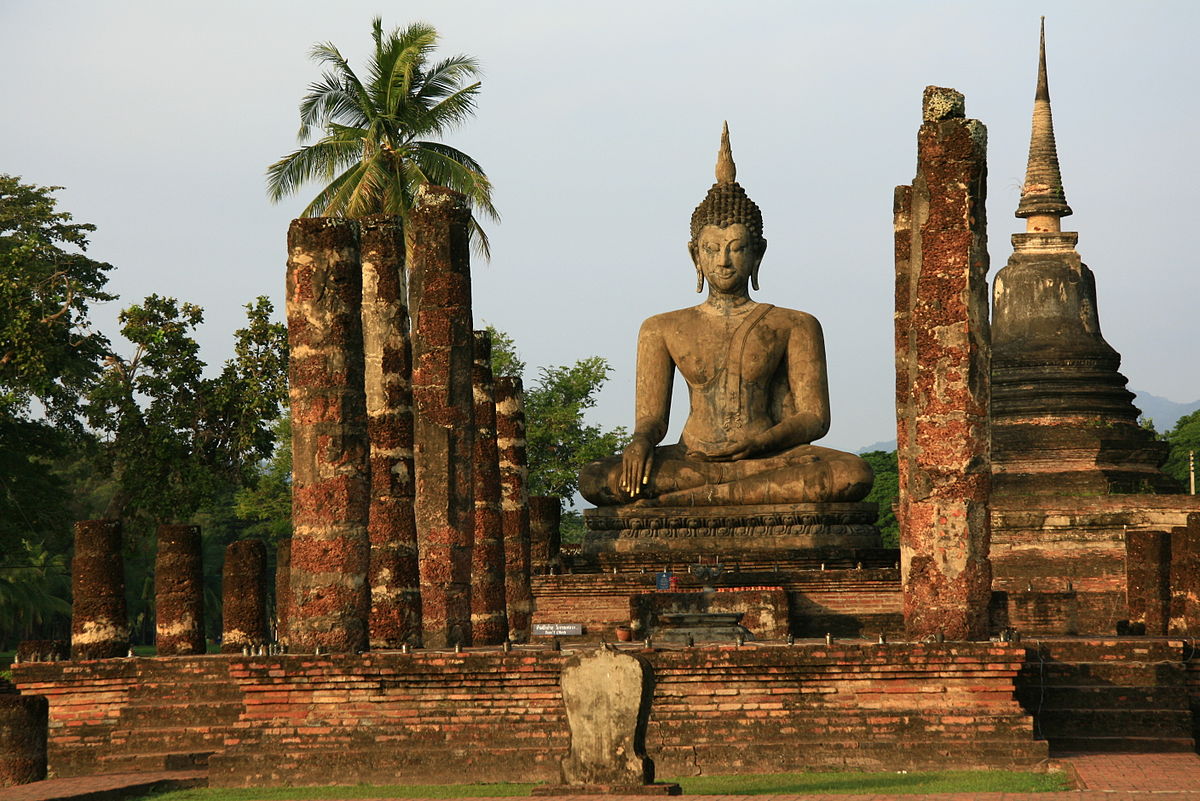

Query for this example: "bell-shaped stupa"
[990,20,1176,495]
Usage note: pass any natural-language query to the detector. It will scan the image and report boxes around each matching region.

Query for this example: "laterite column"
[0,694,47,787]
[286,218,370,652]
[471,331,508,644]
[221,539,268,653]
[361,215,422,648]
[409,186,475,648]
[529,496,562,576]
[274,538,291,643]
[154,524,205,655]
[70,520,128,660]
[495,376,533,642]
[894,86,992,640]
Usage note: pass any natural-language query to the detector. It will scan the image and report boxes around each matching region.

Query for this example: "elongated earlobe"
[696,270,705,293]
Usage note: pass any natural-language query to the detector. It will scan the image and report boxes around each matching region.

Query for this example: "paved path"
[1,754,1198,800]
[0,771,204,801]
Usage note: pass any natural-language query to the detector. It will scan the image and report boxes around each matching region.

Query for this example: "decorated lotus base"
[583,502,881,555]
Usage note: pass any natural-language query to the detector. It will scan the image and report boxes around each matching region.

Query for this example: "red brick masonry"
[12,643,1045,788]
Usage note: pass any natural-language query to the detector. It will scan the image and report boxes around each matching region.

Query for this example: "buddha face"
[691,223,764,294]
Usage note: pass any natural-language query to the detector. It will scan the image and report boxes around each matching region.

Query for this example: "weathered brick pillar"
[274,538,291,644]
[286,218,370,653]
[361,215,422,648]
[1168,514,1200,635]
[495,376,533,642]
[529,496,562,576]
[1125,529,1170,635]
[0,694,47,787]
[154,524,205,656]
[70,520,128,660]
[894,86,992,641]
[221,540,268,653]
[471,331,508,645]
[409,186,476,648]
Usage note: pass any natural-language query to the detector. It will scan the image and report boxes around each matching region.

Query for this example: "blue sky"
[4,1,1198,453]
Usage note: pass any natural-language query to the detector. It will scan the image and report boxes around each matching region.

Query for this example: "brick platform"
[11,643,1045,788]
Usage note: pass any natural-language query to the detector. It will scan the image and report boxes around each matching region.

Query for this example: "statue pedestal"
[583,502,881,556]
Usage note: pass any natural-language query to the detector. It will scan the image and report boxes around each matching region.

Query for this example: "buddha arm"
[620,319,674,497]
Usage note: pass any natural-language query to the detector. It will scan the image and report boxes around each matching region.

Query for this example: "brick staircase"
[1015,638,1197,754]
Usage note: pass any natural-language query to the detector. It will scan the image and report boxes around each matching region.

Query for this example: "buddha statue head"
[688,123,768,292]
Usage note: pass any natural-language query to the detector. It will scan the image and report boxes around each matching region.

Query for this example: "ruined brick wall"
[12,644,1045,786]
[532,569,903,641]
[894,87,992,640]
[286,218,370,653]
[70,520,128,660]
[991,495,1200,635]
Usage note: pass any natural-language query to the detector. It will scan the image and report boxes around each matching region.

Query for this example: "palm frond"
[416,82,482,136]
[306,42,374,129]
[297,71,368,141]
[266,137,363,203]
[416,55,482,103]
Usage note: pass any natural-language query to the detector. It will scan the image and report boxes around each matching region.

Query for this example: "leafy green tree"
[267,18,498,255]
[233,415,293,546]
[83,296,289,522]
[0,539,70,650]
[860,450,899,548]
[1163,409,1200,489]
[1,175,113,426]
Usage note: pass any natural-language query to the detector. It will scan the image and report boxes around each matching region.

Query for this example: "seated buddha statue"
[579,125,873,509]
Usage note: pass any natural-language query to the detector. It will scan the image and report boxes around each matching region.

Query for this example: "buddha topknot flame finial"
[716,121,736,184]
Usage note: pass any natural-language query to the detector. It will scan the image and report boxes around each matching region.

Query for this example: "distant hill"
[857,439,897,454]
[1131,390,1200,433]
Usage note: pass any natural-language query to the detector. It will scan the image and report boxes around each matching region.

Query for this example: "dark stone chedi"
[286,218,371,653]
[154,524,205,656]
[578,125,878,554]
[221,540,269,653]
[409,185,476,648]
[990,22,1175,496]
[70,520,129,660]
[894,87,992,641]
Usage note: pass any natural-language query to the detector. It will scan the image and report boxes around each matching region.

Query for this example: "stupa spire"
[1016,18,1073,229]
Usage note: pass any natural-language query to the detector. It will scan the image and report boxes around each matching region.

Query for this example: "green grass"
[132,770,1070,800]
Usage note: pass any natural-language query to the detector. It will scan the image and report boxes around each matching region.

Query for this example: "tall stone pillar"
[471,331,508,645]
[154,524,205,656]
[409,186,475,648]
[274,538,291,644]
[221,540,268,653]
[529,496,562,576]
[1125,529,1170,635]
[286,218,370,653]
[1167,515,1200,636]
[894,86,992,640]
[495,376,533,642]
[361,215,422,648]
[70,520,128,660]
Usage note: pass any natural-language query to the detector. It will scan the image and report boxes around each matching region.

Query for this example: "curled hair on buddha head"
[690,122,766,291]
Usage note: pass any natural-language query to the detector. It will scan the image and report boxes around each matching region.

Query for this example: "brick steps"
[1015,639,1197,754]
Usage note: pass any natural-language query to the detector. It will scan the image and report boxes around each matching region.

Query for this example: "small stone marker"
[533,645,680,796]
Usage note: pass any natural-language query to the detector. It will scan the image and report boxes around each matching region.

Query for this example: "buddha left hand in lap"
[579,124,873,508]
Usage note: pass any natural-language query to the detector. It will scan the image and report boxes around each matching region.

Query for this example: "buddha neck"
[704,289,754,314]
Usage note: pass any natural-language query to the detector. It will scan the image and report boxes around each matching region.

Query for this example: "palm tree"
[267,18,498,256]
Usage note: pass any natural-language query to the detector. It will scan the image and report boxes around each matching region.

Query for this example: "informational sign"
[655,571,672,590]
[532,623,584,637]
